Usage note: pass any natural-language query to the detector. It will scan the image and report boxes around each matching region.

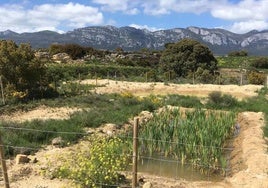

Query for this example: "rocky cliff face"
[1,26,268,55]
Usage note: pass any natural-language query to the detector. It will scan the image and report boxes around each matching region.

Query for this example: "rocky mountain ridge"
[1,26,268,55]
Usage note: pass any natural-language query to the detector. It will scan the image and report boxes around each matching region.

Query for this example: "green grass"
[0,93,160,156]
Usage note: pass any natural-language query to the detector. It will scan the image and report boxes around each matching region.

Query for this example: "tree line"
[0,39,267,103]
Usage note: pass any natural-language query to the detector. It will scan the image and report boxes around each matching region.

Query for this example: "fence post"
[266,75,268,87]
[132,118,139,188]
[0,132,10,188]
[0,76,5,105]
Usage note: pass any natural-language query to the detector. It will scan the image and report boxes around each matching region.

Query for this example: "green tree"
[160,39,218,77]
[251,57,268,69]
[228,50,248,57]
[0,40,54,100]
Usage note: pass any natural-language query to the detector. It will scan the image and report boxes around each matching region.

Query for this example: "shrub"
[228,50,248,57]
[247,71,266,85]
[164,94,203,108]
[51,136,130,187]
[250,57,268,69]
[207,91,238,109]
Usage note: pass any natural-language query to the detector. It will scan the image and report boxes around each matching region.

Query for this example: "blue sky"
[0,0,267,34]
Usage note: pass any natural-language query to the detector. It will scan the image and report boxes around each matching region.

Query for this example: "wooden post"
[0,76,5,105]
[95,72,97,86]
[266,75,268,87]
[0,133,10,188]
[132,118,139,188]
[240,72,243,85]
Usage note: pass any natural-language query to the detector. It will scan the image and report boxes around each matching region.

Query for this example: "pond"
[137,154,230,182]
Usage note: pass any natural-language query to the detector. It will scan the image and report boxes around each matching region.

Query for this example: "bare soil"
[0,81,267,188]
[83,79,263,100]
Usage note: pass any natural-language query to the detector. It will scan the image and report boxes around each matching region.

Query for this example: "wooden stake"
[0,133,10,188]
[132,118,139,188]
[0,76,5,105]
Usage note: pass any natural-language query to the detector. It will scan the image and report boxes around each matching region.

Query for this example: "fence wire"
[0,124,245,187]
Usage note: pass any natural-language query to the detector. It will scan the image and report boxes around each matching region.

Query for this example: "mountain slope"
[1,26,268,55]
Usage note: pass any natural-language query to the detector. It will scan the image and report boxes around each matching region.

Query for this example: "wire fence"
[0,120,238,188]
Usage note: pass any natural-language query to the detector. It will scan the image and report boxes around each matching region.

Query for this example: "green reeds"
[139,107,236,174]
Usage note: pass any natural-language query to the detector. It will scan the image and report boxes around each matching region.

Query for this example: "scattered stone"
[101,123,118,136]
[15,154,30,164]
[32,157,38,163]
[138,111,153,124]
[143,182,152,188]
[51,137,63,147]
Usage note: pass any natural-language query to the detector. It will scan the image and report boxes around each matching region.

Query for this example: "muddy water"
[137,155,226,182]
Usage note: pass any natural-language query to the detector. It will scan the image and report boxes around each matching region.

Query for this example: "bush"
[207,91,238,109]
[51,136,130,187]
[247,71,266,85]
[250,57,268,69]
[164,94,203,108]
[228,50,248,57]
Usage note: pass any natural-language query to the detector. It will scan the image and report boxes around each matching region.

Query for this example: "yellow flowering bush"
[53,136,130,188]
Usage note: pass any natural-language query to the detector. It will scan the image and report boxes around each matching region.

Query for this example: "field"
[0,79,267,188]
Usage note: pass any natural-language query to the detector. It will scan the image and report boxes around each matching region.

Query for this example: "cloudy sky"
[0,0,267,34]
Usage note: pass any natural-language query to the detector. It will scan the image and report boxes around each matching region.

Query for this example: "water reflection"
[138,155,225,182]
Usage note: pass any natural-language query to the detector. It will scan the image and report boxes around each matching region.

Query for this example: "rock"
[101,123,118,136]
[15,154,30,164]
[143,182,152,188]
[138,111,153,124]
[51,137,63,147]
[52,53,71,63]
[32,157,38,163]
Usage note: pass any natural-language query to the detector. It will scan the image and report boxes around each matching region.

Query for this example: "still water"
[137,155,226,182]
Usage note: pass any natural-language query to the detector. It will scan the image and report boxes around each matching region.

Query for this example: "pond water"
[137,155,228,182]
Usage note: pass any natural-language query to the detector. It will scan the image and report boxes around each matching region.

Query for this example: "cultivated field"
[1,81,267,188]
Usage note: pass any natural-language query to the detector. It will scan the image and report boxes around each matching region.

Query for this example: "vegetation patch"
[47,136,130,188]
[138,107,237,175]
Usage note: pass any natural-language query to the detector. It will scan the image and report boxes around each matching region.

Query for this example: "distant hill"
[1,26,268,55]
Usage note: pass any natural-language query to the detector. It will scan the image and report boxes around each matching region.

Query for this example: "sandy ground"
[0,105,82,123]
[83,79,263,100]
[0,81,267,188]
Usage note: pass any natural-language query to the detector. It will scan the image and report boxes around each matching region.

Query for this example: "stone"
[51,136,63,147]
[143,182,152,188]
[15,154,30,164]
[101,123,118,136]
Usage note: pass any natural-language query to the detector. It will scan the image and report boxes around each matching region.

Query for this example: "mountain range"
[1,26,268,55]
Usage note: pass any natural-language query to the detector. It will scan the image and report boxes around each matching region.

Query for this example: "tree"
[160,39,218,77]
[228,50,248,57]
[251,57,268,69]
[0,40,54,100]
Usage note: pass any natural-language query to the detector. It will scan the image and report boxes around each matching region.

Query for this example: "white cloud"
[211,0,268,21]
[92,0,139,14]
[211,0,268,33]
[129,24,163,32]
[0,2,103,33]
[229,20,268,34]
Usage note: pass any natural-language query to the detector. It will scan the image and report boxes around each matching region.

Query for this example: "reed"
[139,107,236,174]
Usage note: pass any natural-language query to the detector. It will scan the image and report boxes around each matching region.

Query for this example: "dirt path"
[83,79,263,99]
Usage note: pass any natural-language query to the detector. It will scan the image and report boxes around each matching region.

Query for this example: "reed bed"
[139,107,236,174]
